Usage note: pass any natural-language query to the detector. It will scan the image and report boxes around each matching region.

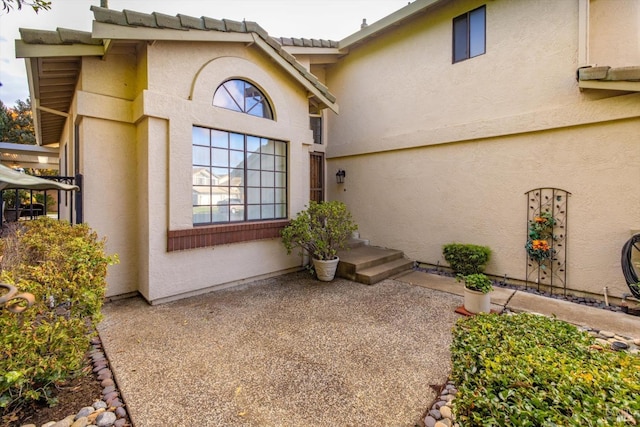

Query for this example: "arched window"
[213,79,273,119]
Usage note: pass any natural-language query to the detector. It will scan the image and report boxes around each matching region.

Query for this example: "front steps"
[337,242,414,285]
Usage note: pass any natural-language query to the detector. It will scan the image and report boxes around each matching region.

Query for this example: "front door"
[310,152,324,203]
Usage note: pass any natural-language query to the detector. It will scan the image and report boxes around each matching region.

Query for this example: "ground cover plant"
[451,313,640,426]
[0,218,116,419]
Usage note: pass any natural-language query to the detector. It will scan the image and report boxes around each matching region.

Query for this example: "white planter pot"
[312,257,340,282]
[464,287,491,314]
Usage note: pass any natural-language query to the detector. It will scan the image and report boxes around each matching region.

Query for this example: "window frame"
[192,126,288,226]
[452,5,486,63]
[310,114,322,145]
[213,79,274,120]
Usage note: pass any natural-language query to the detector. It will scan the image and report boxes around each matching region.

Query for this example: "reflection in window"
[213,79,274,119]
[192,126,287,225]
[453,5,486,63]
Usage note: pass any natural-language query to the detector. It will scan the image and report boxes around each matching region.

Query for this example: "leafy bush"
[0,218,117,411]
[458,273,493,293]
[442,243,491,276]
[281,201,357,261]
[451,313,640,426]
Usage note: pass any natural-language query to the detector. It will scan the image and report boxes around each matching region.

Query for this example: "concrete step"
[355,258,415,285]
[337,245,413,285]
[344,238,369,249]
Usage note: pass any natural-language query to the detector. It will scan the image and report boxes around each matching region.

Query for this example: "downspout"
[578,0,590,66]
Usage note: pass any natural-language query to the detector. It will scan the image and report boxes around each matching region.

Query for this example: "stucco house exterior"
[14,0,640,304]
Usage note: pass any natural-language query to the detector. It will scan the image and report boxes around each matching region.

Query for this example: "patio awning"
[0,164,78,191]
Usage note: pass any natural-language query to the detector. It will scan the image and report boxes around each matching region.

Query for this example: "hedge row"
[451,313,640,426]
[0,218,116,411]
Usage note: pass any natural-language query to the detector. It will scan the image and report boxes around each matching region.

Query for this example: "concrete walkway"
[98,271,640,426]
[398,271,640,339]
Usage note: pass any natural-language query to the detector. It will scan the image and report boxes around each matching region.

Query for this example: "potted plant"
[458,273,493,314]
[281,201,358,281]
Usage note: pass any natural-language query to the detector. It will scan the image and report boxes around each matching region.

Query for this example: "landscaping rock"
[440,405,453,419]
[95,411,117,427]
[75,407,95,419]
[51,415,76,427]
[93,400,108,410]
[71,417,89,427]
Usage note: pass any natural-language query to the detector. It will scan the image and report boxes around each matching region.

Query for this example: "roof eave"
[92,21,254,43]
[578,80,640,92]
[251,35,339,114]
[15,40,105,58]
[338,0,446,51]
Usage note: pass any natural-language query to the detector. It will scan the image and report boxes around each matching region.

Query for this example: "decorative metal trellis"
[525,188,570,295]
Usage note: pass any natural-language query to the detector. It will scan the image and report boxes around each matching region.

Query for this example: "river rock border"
[19,336,130,427]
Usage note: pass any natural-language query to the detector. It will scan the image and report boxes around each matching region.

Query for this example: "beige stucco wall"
[325,0,640,299]
[79,116,139,297]
[68,38,316,301]
[136,42,313,302]
[327,0,582,158]
[589,0,640,67]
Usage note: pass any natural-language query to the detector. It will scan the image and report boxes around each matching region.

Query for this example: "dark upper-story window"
[213,79,274,119]
[310,115,322,145]
[453,5,486,63]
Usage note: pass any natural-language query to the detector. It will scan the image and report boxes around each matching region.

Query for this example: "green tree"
[1,0,51,14]
[0,99,35,145]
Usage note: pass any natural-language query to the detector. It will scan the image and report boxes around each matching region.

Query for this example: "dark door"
[310,152,324,203]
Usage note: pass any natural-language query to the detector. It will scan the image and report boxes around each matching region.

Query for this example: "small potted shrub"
[281,201,358,281]
[458,273,493,314]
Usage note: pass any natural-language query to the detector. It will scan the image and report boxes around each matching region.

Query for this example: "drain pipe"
[603,286,609,306]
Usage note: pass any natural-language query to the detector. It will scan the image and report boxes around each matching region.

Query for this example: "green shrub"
[0,218,117,411]
[451,313,640,426]
[442,243,491,275]
[458,273,493,293]
[281,201,357,261]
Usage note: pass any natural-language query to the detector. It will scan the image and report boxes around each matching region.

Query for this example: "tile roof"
[88,6,337,103]
[19,7,337,104]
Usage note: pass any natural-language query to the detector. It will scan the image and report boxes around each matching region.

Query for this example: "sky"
[0,0,411,106]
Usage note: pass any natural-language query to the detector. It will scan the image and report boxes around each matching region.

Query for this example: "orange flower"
[532,240,550,251]
[534,217,546,223]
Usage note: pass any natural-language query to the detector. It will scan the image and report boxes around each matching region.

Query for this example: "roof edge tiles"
[201,17,224,31]
[57,28,103,45]
[223,19,246,33]
[123,9,158,28]
[19,28,62,45]
[90,5,127,26]
[579,65,640,82]
[19,28,101,46]
[153,12,184,30]
[178,14,206,30]
[87,7,338,108]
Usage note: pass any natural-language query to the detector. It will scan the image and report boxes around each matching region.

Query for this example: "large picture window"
[453,5,486,63]
[192,126,287,225]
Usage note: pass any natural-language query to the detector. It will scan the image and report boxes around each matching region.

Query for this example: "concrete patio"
[98,272,462,427]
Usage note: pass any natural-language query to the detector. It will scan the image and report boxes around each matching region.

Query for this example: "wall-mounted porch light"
[336,169,346,184]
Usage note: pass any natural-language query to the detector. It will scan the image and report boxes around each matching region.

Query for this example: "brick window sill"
[167,220,289,252]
